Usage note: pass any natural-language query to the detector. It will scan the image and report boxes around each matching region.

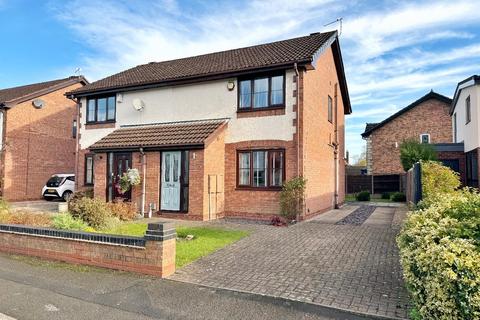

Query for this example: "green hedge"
[397,162,480,319]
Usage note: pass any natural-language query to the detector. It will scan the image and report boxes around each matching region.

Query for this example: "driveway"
[171,205,410,319]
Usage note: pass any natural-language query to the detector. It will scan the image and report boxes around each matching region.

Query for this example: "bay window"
[237,149,284,188]
[238,72,285,110]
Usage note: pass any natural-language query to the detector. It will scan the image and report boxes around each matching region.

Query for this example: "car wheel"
[62,191,73,202]
[44,196,54,201]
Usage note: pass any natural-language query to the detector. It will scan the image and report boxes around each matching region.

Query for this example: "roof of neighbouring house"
[67,31,351,114]
[0,76,88,107]
[361,91,452,138]
[450,75,480,114]
[89,118,228,151]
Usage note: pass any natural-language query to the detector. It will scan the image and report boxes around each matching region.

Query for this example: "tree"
[399,139,437,171]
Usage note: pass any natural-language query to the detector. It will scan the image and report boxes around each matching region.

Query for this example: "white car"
[42,174,75,201]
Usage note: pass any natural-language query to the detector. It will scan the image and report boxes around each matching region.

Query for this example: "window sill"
[85,121,116,129]
[237,106,285,118]
[235,186,282,191]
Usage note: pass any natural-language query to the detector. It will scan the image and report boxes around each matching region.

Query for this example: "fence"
[346,174,404,194]
[406,162,422,205]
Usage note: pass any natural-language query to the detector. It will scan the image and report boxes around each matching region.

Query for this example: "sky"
[1,0,480,162]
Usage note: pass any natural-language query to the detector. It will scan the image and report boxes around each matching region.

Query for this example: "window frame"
[86,95,116,124]
[84,154,94,186]
[237,71,286,112]
[466,95,471,124]
[453,113,457,143]
[236,149,285,190]
[420,133,430,144]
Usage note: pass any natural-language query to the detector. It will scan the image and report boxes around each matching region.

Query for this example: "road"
[0,253,377,320]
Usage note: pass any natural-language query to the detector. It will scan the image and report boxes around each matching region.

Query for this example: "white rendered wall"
[453,85,480,152]
[79,70,296,149]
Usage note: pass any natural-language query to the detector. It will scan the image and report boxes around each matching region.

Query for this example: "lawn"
[101,222,249,268]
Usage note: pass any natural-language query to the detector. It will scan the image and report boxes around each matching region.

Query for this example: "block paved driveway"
[171,205,410,319]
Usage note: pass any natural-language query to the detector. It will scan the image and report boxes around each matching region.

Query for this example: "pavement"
[0,253,377,320]
[171,205,410,319]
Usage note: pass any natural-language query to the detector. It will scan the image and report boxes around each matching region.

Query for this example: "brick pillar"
[144,222,176,277]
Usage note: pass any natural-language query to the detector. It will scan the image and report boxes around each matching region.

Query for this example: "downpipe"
[140,147,147,218]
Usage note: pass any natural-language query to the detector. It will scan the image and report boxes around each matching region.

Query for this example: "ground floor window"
[237,149,284,188]
[84,154,94,185]
[466,150,478,188]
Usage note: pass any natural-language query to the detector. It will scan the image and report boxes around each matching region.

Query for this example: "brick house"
[450,75,480,187]
[67,31,352,221]
[0,76,87,201]
[361,91,455,179]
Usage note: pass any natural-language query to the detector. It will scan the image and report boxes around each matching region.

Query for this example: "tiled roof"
[364,123,379,134]
[361,91,452,138]
[69,31,337,95]
[89,118,228,150]
[0,76,87,105]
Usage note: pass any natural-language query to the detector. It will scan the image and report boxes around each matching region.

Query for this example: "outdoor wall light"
[227,81,235,91]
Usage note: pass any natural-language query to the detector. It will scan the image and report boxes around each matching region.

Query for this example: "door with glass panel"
[161,151,181,211]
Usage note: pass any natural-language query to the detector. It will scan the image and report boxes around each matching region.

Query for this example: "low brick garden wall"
[0,222,176,277]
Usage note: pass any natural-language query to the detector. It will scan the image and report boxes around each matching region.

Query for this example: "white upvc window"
[420,133,430,144]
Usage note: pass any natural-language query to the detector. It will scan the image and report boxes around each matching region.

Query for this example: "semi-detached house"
[67,31,352,221]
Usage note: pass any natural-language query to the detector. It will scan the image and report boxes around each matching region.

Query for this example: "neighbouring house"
[450,75,480,187]
[0,76,87,201]
[361,91,454,178]
[66,31,352,221]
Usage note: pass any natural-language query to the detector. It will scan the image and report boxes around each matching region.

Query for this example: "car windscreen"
[46,176,65,187]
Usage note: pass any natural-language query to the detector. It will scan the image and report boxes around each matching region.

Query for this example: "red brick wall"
[224,140,296,219]
[370,98,452,175]
[2,82,83,201]
[93,152,107,201]
[0,228,175,277]
[301,46,346,215]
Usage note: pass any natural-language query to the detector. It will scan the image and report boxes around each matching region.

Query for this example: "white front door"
[161,151,181,211]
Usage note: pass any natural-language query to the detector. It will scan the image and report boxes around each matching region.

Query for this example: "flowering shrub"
[398,189,480,319]
[119,168,141,193]
[421,160,460,207]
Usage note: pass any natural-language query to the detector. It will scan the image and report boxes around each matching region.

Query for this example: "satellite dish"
[132,98,145,111]
[32,99,45,109]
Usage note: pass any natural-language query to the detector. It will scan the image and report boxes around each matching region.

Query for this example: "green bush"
[52,213,90,231]
[381,192,391,200]
[399,139,437,171]
[279,176,307,221]
[107,201,137,221]
[421,161,460,207]
[355,190,370,201]
[69,197,112,229]
[397,190,480,319]
[390,192,406,202]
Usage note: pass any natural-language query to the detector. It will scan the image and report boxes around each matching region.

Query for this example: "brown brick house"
[0,76,87,201]
[67,31,352,221]
[361,91,454,177]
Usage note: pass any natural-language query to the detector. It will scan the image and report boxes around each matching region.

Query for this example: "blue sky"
[1,0,480,161]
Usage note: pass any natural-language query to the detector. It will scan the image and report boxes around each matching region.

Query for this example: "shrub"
[5,211,53,227]
[399,139,437,171]
[381,192,391,200]
[69,197,112,229]
[390,192,406,202]
[355,190,370,201]
[52,213,90,231]
[421,160,460,207]
[107,201,137,221]
[397,191,480,319]
[280,176,307,221]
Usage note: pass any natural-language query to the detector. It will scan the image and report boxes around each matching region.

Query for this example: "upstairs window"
[238,73,285,110]
[466,96,471,124]
[420,133,430,144]
[87,95,116,123]
[237,149,284,189]
[453,113,457,143]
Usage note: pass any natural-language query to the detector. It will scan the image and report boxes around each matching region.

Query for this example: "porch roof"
[89,118,228,151]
